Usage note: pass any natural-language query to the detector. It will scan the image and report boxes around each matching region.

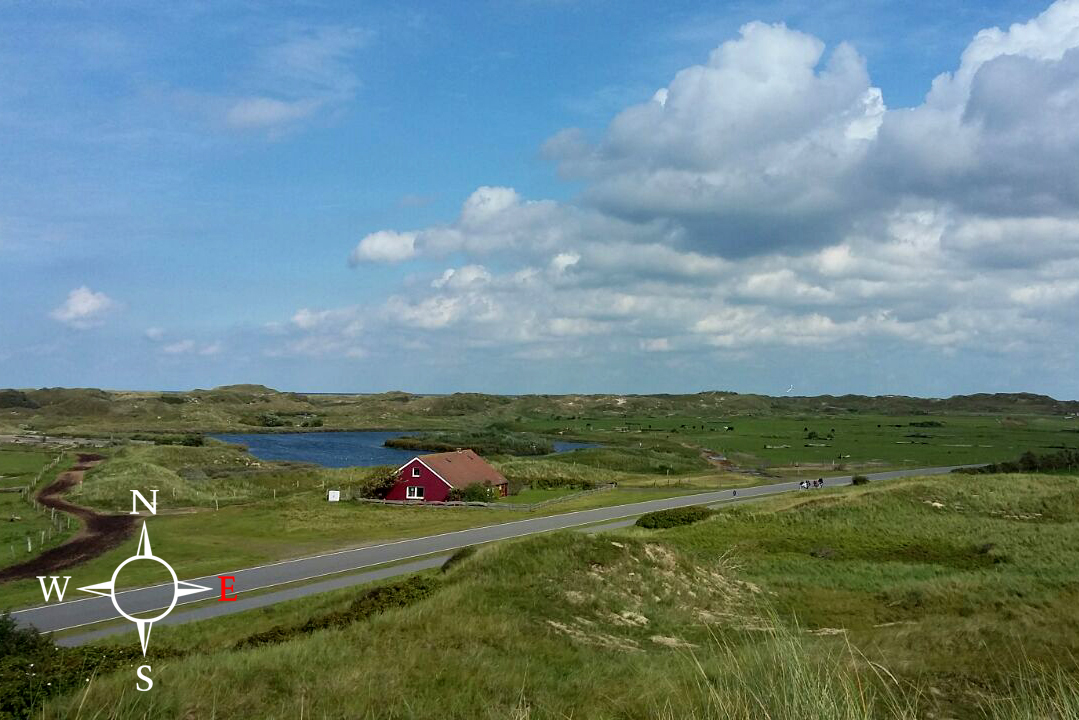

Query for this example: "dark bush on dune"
[385,429,553,456]
[233,576,440,649]
[635,505,713,529]
[441,545,476,573]
[129,433,204,446]
[0,389,39,409]
[851,475,870,485]
[954,449,1079,475]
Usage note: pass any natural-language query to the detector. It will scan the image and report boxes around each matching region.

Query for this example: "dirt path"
[0,454,136,583]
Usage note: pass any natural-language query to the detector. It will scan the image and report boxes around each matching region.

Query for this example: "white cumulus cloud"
[349,230,417,264]
[49,287,116,328]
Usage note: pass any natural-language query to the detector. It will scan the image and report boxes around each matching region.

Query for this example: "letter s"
[136,665,153,692]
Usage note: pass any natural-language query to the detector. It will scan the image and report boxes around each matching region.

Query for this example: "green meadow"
[0,447,74,565]
[0,470,696,612]
[3,388,1079,717]
[22,470,1079,720]
[519,412,1078,473]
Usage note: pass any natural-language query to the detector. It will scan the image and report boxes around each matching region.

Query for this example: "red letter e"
[218,575,237,601]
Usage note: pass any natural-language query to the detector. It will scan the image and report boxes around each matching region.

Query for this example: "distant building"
[387,449,508,502]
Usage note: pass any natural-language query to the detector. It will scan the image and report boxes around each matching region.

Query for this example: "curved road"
[12,465,975,643]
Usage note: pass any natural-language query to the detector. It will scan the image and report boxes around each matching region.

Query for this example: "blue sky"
[1,0,1077,398]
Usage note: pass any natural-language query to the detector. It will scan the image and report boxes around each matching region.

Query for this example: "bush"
[448,482,496,502]
[0,613,180,718]
[635,505,713,529]
[359,467,399,499]
[441,545,476,573]
[234,576,439,649]
[954,449,1079,475]
[385,429,553,456]
[851,475,870,485]
[0,389,38,409]
[241,412,290,427]
[128,432,204,446]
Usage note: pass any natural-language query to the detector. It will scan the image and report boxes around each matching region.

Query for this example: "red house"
[387,449,508,502]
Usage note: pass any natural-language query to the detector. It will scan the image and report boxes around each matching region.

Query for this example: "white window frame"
[406,486,424,499]
[412,466,421,478]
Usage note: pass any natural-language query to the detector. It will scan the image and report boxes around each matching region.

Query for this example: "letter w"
[37,576,72,602]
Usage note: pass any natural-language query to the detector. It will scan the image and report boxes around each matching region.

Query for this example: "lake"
[209,431,598,468]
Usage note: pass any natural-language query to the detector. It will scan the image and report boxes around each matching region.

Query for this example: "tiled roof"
[418,449,507,489]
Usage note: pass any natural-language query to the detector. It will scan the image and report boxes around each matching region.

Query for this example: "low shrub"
[358,466,398,499]
[851,475,870,485]
[233,576,440,649]
[635,505,713,529]
[385,429,553,456]
[128,433,204,446]
[448,482,497,502]
[0,613,181,718]
[441,545,476,573]
[954,449,1079,475]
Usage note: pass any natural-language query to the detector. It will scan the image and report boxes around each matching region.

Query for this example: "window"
[411,466,421,478]
[406,486,424,499]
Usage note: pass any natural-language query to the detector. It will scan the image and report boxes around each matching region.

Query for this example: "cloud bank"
[295,2,1079,389]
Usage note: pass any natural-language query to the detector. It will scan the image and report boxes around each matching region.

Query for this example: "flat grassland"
[0,447,74,563]
[38,471,1079,720]
[521,412,1078,474]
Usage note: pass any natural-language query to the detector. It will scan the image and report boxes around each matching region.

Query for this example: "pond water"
[209,431,598,468]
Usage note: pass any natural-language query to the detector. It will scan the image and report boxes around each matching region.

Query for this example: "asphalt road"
[12,464,975,642]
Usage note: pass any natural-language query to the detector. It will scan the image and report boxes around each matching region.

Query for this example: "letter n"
[130,489,158,515]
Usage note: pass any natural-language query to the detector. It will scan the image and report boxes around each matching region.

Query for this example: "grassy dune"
[47,534,918,720]
[72,443,398,513]
[33,471,1079,719]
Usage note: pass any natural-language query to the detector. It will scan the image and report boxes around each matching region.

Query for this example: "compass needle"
[76,580,114,598]
[175,580,211,599]
[136,621,153,656]
[136,522,152,557]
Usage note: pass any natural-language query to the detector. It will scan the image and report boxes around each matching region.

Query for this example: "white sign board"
[327,490,341,503]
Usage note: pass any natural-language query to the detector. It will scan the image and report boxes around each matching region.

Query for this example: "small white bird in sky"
[786,384,794,394]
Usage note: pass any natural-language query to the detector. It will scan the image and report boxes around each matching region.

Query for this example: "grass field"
[493,486,580,503]
[0,479,701,611]
[4,389,1079,717]
[519,412,1079,473]
[4,406,1071,611]
[30,470,1079,719]
[0,446,73,566]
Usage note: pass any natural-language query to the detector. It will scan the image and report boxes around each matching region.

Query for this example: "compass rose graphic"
[77,521,210,655]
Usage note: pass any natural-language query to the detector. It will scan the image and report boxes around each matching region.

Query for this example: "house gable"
[395,457,453,488]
